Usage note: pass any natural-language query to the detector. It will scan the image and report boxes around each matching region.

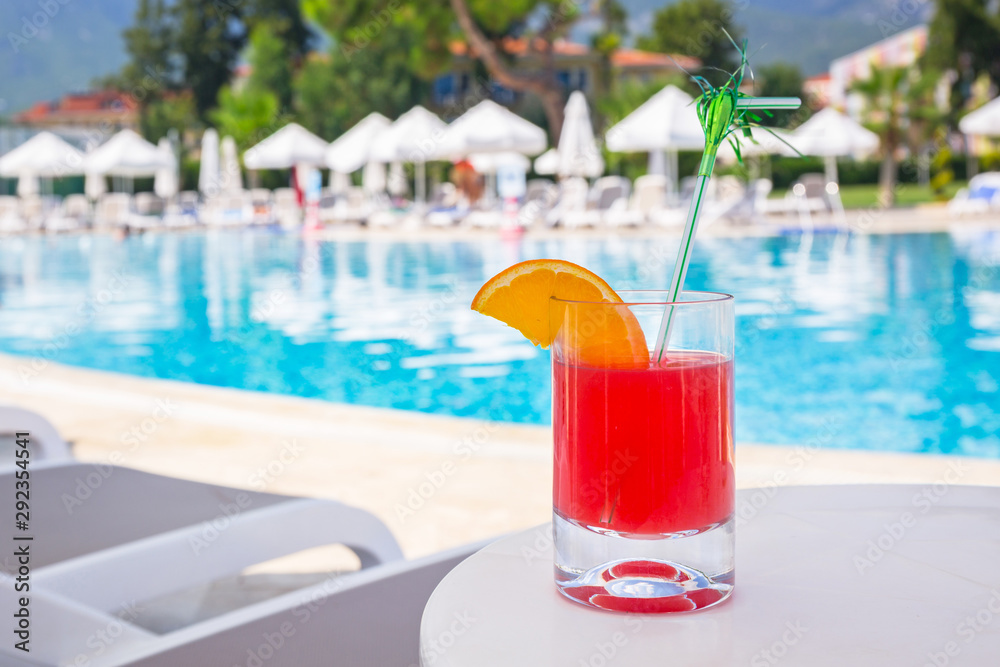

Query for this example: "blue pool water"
[0,230,998,457]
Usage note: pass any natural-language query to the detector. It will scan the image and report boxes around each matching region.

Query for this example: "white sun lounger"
[0,404,73,466]
[0,461,486,666]
[0,408,486,666]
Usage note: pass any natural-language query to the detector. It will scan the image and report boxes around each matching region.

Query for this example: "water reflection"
[0,229,997,456]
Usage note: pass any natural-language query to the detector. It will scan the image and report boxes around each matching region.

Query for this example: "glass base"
[553,512,734,613]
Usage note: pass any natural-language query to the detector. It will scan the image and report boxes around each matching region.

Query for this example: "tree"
[924,0,1000,112]
[294,26,428,141]
[637,0,743,76]
[117,0,312,126]
[172,0,246,120]
[142,93,199,144]
[302,0,583,142]
[241,0,313,60]
[592,0,629,102]
[119,0,178,136]
[903,69,948,189]
[753,63,808,128]
[850,66,908,207]
[245,23,295,112]
[208,18,302,150]
[210,85,280,149]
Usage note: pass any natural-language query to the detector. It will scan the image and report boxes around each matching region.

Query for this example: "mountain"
[0,0,934,115]
[0,0,134,115]
[618,0,934,76]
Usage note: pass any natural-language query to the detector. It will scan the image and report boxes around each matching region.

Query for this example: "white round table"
[420,484,1000,666]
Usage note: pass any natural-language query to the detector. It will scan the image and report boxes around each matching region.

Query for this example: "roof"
[13,90,136,125]
[450,38,699,70]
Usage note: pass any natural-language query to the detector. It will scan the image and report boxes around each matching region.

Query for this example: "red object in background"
[290,165,304,207]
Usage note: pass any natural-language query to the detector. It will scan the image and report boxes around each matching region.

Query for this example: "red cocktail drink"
[550,291,735,612]
[553,352,734,536]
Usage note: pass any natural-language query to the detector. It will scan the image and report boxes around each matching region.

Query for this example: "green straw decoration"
[652,38,801,364]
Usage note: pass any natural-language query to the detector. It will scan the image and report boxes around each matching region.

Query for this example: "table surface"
[420,484,1000,666]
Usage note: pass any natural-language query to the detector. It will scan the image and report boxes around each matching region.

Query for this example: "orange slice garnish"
[471,259,649,369]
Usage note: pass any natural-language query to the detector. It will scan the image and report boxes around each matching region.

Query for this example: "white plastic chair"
[0,404,73,465]
[949,172,1000,216]
[605,174,669,227]
[0,195,28,232]
[0,461,485,666]
[95,193,133,229]
[554,177,599,228]
[273,188,302,228]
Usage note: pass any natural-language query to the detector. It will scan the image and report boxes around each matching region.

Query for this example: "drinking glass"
[550,291,735,613]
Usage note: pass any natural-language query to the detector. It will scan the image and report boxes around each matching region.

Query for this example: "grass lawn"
[772,182,966,209]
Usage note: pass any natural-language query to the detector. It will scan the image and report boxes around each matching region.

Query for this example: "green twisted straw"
[652,37,800,363]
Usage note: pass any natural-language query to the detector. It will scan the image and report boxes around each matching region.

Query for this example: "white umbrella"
[717,128,803,163]
[154,138,179,199]
[85,172,107,200]
[199,128,220,196]
[362,161,386,194]
[959,97,1000,136]
[435,100,546,159]
[0,131,85,178]
[792,107,880,182]
[557,91,603,178]
[371,106,447,204]
[17,172,39,197]
[243,123,329,170]
[220,136,242,194]
[326,112,391,173]
[387,162,407,197]
[330,171,351,195]
[605,85,705,195]
[84,129,175,177]
[605,85,704,152]
[371,106,447,164]
[533,148,559,175]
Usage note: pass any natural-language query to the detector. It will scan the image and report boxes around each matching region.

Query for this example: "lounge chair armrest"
[35,499,404,613]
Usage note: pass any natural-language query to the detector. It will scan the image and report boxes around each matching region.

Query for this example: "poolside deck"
[3,351,999,563]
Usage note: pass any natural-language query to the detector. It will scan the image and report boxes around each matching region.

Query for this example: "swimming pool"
[0,229,998,457]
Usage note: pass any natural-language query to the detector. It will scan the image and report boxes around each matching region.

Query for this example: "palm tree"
[850,65,908,207]
[904,69,948,189]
